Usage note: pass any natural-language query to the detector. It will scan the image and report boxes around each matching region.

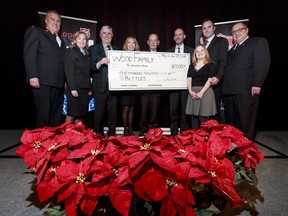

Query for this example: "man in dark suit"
[222,22,271,140]
[167,28,194,136]
[23,10,66,128]
[138,33,162,137]
[89,25,119,136]
[201,19,229,123]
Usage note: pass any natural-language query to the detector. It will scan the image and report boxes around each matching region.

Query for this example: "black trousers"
[32,85,63,128]
[93,87,118,134]
[223,94,259,140]
[169,90,189,134]
[139,93,161,132]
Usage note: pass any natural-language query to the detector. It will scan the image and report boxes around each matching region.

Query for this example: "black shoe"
[138,131,146,137]
[171,130,178,136]
[128,128,135,136]
[107,130,116,137]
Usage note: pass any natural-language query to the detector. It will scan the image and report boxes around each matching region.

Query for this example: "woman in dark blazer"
[64,31,91,124]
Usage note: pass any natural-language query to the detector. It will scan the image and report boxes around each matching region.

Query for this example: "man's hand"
[210,77,219,85]
[29,78,40,88]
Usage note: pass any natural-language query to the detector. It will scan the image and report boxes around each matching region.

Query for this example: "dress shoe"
[171,130,178,136]
[128,128,135,136]
[107,130,116,137]
[138,131,146,138]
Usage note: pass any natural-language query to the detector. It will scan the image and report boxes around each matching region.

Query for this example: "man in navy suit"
[201,19,229,123]
[222,22,271,140]
[167,28,194,136]
[89,25,119,136]
[23,10,66,128]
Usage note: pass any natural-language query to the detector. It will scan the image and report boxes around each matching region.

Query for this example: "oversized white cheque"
[108,50,190,90]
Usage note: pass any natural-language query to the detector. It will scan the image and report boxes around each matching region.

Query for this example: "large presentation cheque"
[108,50,190,90]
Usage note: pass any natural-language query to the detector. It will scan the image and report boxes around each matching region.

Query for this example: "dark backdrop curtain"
[1,0,287,130]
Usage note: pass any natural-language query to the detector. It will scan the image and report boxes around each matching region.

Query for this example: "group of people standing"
[23,9,270,141]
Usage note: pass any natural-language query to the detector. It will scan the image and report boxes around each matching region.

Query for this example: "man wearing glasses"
[222,22,271,140]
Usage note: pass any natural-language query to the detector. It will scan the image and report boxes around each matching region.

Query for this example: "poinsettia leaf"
[128,151,150,177]
[160,196,178,216]
[64,196,77,216]
[37,176,61,202]
[79,195,99,216]
[109,187,133,216]
[150,151,180,177]
[211,176,244,208]
[134,169,168,201]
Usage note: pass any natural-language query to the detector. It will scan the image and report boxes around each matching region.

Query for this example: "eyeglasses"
[231,27,247,35]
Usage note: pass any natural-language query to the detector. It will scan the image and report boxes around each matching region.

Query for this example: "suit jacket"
[222,37,271,94]
[89,43,119,93]
[23,26,66,88]
[64,46,90,90]
[166,45,194,62]
[207,36,229,90]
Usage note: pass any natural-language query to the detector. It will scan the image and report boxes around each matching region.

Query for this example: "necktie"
[177,47,181,53]
[105,45,111,56]
[204,39,209,47]
[233,44,238,50]
[55,34,61,47]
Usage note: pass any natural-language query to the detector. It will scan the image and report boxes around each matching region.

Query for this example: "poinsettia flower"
[112,128,180,179]
[205,155,244,208]
[220,124,245,141]
[33,132,71,184]
[200,119,225,130]
[207,130,232,159]
[55,156,97,216]
[236,143,264,171]
[134,168,195,216]
[16,123,89,168]
[63,122,102,148]
[189,132,209,159]
[36,165,62,202]
[108,166,133,216]
[15,127,56,169]
[67,137,108,160]
[17,120,265,215]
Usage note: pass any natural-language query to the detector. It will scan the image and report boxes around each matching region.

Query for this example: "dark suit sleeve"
[23,26,41,79]
[252,38,271,87]
[215,38,228,81]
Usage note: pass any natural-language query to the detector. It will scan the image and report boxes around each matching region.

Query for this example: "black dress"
[120,91,137,106]
[64,46,91,116]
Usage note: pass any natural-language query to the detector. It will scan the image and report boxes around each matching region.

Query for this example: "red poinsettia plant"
[16,120,264,216]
